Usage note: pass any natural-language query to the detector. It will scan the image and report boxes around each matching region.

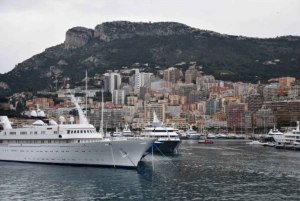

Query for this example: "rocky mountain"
[0,21,300,96]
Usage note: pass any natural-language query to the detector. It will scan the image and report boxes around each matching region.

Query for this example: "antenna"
[85,70,88,118]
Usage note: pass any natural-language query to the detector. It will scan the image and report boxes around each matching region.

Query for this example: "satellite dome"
[69,116,74,124]
[59,116,65,124]
[39,111,46,117]
[31,111,37,117]
[49,119,58,125]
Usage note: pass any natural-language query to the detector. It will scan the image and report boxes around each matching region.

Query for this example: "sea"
[1,140,300,200]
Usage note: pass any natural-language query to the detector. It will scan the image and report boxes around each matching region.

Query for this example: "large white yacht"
[282,121,300,144]
[185,125,200,139]
[0,95,155,169]
[263,125,284,141]
[140,112,181,153]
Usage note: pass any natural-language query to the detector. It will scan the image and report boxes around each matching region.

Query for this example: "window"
[20,132,27,135]
[34,131,37,134]
[48,140,51,143]
[54,131,57,134]
[41,140,44,143]
[10,132,16,135]
[41,131,46,134]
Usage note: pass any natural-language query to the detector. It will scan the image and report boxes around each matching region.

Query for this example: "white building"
[104,73,121,93]
[112,89,125,105]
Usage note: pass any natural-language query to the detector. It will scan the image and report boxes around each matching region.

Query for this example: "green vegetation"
[1,23,300,96]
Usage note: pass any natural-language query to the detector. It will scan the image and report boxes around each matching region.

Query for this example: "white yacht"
[112,127,122,137]
[263,125,284,141]
[122,124,134,137]
[140,112,181,153]
[282,121,300,144]
[185,125,200,139]
[207,133,216,139]
[177,130,186,139]
[0,95,155,169]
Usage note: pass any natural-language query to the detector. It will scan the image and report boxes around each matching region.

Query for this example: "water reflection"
[1,140,300,200]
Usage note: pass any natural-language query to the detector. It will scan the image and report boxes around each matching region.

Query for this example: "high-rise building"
[104,73,121,93]
[185,66,199,84]
[263,84,278,101]
[246,93,264,112]
[226,102,248,130]
[279,77,296,87]
[112,89,125,105]
[163,67,180,86]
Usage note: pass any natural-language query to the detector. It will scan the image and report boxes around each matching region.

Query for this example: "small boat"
[246,140,268,145]
[207,133,216,139]
[215,133,228,139]
[198,139,214,144]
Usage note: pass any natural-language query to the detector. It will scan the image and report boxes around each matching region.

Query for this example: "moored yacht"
[140,112,181,153]
[263,125,284,141]
[0,95,155,168]
[122,124,134,137]
[185,125,200,139]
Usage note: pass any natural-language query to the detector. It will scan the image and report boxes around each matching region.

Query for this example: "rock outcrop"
[94,21,192,42]
[64,27,94,49]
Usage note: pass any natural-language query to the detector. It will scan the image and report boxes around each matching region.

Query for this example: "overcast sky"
[0,0,299,74]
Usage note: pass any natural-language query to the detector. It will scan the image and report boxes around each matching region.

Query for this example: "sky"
[0,0,299,74]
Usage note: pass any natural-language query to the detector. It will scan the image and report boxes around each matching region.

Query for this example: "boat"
[185,125,200,139]
[206,133,216,139]
[122,124,134,137]
[215,133,228,139]
[246,140,268,145]
[112,127,122,137]
[176,130,187,139]
[263,125,284,142]
[198,139,214,144]
[227,133,237,139]
[282,121,300,144]
[0,93,156,169]
[140,112,181,153]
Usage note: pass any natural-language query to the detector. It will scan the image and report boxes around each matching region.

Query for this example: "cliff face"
[0,21,299,96]
[94,21,192,42]
[64,27,94,49]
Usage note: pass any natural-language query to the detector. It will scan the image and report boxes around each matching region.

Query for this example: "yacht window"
[54,131,57,134]
[20,132,27,135]
[41,140,44,143]
[10,132,16,135]
[67,130,70,134]
[30,131,33,134]
[84,130,86,133]
[41,131,46,134]
[87,130,90,133]
[81,130,83,133]
[34,131,37,134]
[77,130,79,133]
[71,130,73,134]
[48,140,51,143]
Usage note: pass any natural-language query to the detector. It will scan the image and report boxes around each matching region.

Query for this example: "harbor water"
[1,140,300,200]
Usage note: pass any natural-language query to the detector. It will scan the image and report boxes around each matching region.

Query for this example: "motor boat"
[198,139,214,144]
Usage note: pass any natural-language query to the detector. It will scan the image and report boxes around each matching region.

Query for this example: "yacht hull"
[0,139,155,168]
[154,140,181,153]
